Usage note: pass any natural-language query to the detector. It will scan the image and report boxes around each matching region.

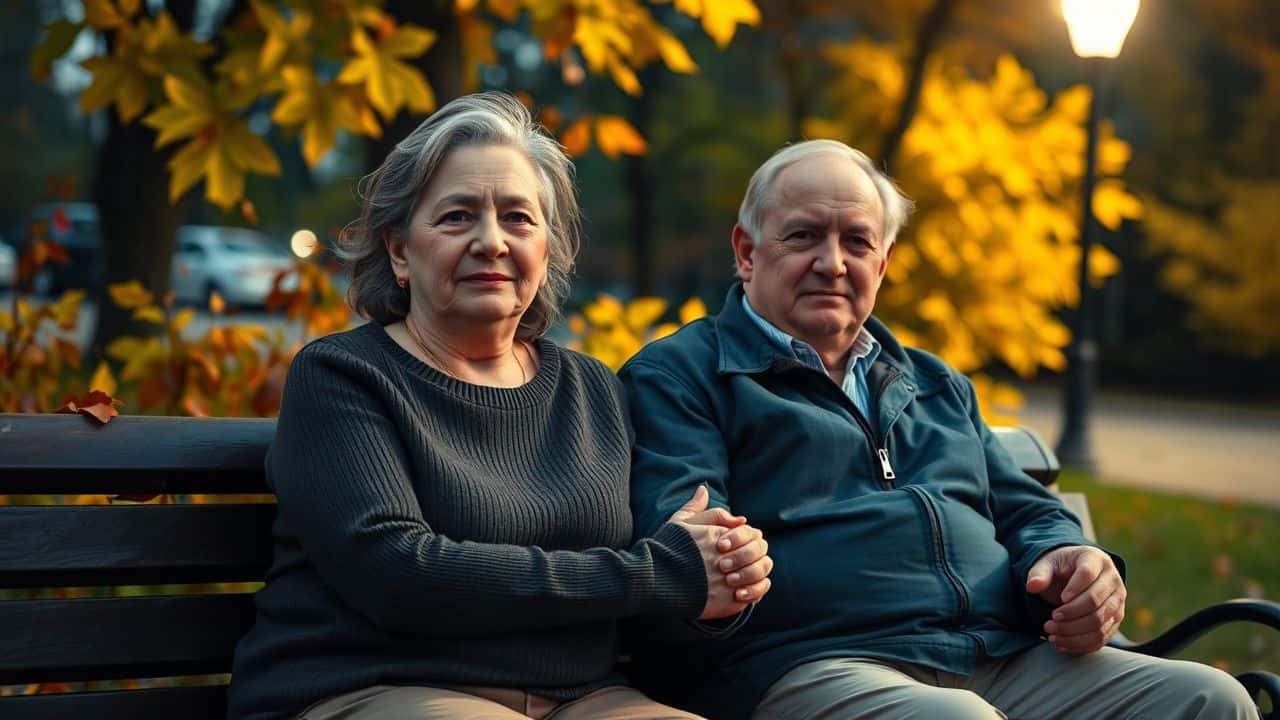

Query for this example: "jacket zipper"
[780,362,899,488]
[913,486,971,619]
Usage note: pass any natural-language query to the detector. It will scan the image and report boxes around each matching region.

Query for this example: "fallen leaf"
[57,390,125,424]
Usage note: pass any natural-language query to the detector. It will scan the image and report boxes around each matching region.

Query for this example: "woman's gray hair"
[737,139,915,247]
[339,91,581,340]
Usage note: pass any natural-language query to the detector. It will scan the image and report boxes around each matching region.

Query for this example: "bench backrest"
[0,413,1058,719]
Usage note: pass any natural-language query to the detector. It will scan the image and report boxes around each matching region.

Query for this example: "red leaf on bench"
[56,389,125,424]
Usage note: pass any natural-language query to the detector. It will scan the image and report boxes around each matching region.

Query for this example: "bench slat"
[0,414,272,494]
[3,685,226,720]
[0,594,255,684]
[0,505,275,589]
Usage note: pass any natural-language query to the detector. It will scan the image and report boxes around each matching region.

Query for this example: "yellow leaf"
[678,296,708,324]
[560,117,591,156]
[133,305,166,323]
[338,28,437,119]
[696,0,761,49]
[625,297,668,332]
[653,28,698,74]
[172,307,196,333]
[1087,245,1121,287]
[606,59,642,96]
[595,115,648,158]
[583,294,624,327]
[83,0,126,29]
[31,21,83,83]
[90,361,118,396]
[52,289,86,329]
[209,290,226,314]
[109,280,154,309]
[0,309,12,333]
[1092,180,1143,230]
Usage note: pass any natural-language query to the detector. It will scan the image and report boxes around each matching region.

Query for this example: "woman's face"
[392,144,550,333]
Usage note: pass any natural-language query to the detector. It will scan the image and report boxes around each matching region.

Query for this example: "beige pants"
[752,643,1258,719]
[298,684,704,720]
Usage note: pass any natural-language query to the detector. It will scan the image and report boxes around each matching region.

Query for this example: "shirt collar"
[740,293,880,375]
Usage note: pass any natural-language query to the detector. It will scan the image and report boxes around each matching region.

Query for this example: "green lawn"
[1057,470,1278,675]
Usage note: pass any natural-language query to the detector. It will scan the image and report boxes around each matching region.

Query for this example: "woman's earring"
[396,276,408,289]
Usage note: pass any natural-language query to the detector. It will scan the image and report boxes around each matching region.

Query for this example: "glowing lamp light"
[1062,0,1139,59]
[291,229,318,258]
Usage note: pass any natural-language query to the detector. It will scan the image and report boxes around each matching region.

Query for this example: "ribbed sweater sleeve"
[267,338,706,638]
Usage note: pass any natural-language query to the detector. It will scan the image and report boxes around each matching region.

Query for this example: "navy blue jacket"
[620,284,1123,719]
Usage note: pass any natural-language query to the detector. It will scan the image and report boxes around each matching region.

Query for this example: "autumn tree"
[30,0,760,354]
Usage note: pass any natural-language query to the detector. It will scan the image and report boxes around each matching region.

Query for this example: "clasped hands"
[668,485,774,620]
[1026,545,1126,655]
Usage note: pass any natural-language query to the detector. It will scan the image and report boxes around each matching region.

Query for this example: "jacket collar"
[714,282,917,383]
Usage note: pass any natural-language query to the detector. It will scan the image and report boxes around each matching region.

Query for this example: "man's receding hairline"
[759,152,887,235]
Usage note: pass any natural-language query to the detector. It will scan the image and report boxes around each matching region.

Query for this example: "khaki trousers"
[298,684,705,720]
[751,643,1258,719]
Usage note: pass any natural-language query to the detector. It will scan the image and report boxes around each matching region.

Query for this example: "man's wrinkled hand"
[1026,545,1126,655]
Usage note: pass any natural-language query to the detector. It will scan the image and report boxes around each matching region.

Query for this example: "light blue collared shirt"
[741,295,881,429]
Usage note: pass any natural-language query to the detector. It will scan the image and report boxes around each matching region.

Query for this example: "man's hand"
[1026,545,1126,655]
[668,486,774,620]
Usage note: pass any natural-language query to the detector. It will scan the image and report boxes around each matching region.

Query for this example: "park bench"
[1,413,1277,719]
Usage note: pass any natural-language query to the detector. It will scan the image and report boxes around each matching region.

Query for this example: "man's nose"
[811,236,847,278]
[470,212,509,257]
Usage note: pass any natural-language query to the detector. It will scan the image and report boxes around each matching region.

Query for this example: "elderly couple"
[227,93,1255,720]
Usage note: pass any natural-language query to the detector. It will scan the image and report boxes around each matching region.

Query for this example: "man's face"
[733,154,892,348]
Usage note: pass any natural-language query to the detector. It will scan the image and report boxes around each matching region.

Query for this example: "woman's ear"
[385,226,409,279]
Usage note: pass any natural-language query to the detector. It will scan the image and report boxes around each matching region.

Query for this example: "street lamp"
[1055,0,1139,472]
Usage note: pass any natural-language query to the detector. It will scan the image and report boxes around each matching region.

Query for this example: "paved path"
[1015,382,1280,508]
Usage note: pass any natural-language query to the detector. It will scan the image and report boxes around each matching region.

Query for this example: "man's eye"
[786,230,815,241]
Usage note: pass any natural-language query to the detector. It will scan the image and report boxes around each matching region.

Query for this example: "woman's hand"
[667,486,775,620]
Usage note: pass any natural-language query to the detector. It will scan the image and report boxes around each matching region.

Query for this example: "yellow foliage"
[1145,180,1280,356]
[337,25,438,120]
[808,45,1141,412]
[568,294,704,371]
[108,280,153,309]
[595,115,648,158]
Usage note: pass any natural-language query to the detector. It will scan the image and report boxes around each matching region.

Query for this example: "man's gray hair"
[736,139,915,247]
[340,92,581,341]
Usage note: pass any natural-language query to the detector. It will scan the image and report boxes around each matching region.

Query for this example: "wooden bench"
[1,413,1277,719]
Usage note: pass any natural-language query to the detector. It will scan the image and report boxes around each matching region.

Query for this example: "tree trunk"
[875,0,956,172]
[365,0,465,174]
[88,1,199,361]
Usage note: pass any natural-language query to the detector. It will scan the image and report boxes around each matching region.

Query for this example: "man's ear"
[878,239,895,280]
[384,226,409,278]
[731,224,756,282]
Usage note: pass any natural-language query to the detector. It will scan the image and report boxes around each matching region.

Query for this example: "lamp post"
[1055,0,1139,472]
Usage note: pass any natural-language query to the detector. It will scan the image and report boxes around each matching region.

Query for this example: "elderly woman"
[227,92,773,720]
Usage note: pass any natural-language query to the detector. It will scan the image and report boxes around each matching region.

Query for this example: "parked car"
[30,202,104,295]
[171,225,299,308]
[0,234,15,290]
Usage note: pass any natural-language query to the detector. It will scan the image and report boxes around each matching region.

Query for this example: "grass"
[1057,470,1278,675]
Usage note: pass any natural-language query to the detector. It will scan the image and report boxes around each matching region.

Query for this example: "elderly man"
[620,139,1256,719]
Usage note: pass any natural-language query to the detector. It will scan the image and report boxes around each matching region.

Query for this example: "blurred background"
[0,0,1276,682]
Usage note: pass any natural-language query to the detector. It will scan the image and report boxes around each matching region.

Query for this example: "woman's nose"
[470,213,508,257]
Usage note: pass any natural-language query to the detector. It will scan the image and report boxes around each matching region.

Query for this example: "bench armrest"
[1109,598,1280,658]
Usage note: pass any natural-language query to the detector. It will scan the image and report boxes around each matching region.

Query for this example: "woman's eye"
[441,210,471,223]
[504,211,534,224]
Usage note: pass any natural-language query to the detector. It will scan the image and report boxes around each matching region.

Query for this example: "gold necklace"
[404,319,528,385]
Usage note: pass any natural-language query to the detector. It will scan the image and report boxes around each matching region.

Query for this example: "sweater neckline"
[365,321,561,409]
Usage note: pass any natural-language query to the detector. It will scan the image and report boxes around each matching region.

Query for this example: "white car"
[171,226,299,308]
[0,235,15,290]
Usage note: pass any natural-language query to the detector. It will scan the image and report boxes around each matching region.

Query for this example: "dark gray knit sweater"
[226,322,707,720]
